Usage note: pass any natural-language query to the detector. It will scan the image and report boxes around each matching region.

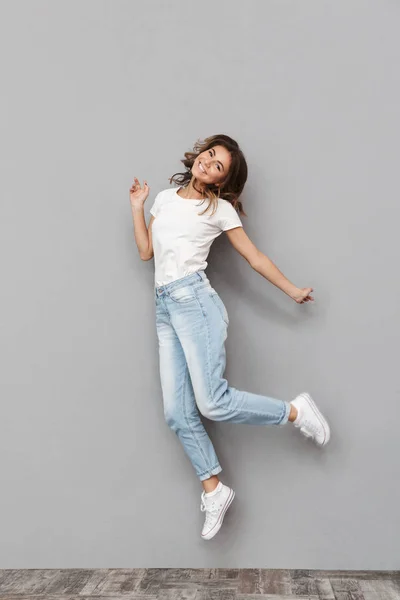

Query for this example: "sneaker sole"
[201,488,235,541]
[298,392,331,446]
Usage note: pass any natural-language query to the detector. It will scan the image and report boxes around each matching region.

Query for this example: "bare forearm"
[252,251,298,298]
[131,204,152,260]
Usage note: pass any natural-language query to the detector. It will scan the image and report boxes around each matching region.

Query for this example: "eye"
[209,149,221,171]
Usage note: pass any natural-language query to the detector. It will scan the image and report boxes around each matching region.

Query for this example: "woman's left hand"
[291,287,314,304]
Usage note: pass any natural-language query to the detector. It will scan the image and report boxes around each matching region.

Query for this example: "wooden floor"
[0,569,399,599]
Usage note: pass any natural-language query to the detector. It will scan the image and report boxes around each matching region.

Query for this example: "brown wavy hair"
[168,134,248,217]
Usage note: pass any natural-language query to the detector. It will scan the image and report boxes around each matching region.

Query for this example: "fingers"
[130,177,149,190]
[299,295,315,304]
[130,179,140,193]
[301,289,314,303]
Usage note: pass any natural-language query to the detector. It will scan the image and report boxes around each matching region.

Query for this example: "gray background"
[1,0,399,569]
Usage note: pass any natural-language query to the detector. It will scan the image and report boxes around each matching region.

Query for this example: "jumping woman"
[130,134,330,541]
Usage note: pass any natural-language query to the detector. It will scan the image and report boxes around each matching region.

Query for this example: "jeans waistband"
[155,270,208,297]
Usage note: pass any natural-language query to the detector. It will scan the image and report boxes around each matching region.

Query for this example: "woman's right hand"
[130,177,149,208]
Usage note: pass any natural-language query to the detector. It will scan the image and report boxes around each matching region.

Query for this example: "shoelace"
[200,494,220,525]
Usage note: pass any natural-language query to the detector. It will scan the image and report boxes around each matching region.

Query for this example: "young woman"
[130,134,330,541]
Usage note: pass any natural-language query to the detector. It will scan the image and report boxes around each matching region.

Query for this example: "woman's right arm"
[130,177,154,261]
[131,206,154,261]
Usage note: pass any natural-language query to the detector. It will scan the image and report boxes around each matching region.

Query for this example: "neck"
[182,178,206,200]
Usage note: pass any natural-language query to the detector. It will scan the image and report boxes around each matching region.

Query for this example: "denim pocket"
[168,286,196,304]
[210,291,229,326]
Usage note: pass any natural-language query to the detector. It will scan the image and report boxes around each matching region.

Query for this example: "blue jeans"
[155,270,291,481]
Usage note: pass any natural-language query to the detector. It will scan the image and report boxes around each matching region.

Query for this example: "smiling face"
[193,145,232,187]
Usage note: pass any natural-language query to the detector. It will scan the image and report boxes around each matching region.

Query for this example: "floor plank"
[0,568,399,599]
[359,579,400,600]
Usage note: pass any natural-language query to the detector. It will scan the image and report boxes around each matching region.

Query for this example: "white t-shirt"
[149,186,243,286]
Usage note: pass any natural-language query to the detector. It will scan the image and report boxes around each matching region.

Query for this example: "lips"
[199,161,207,174]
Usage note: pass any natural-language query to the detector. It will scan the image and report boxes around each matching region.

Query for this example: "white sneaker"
[291,392,330,447]
[200,481,235,540]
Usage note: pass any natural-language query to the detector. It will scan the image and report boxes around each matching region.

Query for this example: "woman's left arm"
[225,227,314,304]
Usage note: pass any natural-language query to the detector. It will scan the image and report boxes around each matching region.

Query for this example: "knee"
[197,383,230,421]
[198,397,225,421]
[164,407,184,433]
[164,409,178,431]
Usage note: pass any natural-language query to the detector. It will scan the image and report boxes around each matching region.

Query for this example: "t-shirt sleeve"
[218,202,243,231]
[149,192,163,217]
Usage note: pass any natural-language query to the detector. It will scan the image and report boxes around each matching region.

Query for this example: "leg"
[169,285,292,425]
[202,474,220,493]
[155,299,223,482]
[203,404,298,492]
